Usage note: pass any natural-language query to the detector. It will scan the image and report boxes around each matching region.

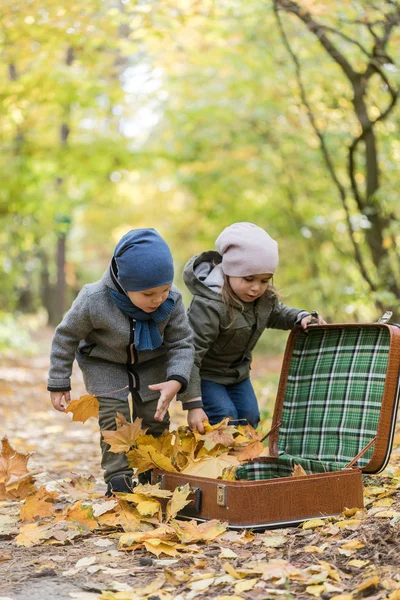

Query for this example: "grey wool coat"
[48,267,196,408]
[183,251,309,398]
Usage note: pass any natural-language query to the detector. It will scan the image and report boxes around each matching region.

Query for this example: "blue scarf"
[109,288,175,351]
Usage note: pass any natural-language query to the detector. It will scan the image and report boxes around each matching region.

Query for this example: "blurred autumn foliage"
[1,0,399,342]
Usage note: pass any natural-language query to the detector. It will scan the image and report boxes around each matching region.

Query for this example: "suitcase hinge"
[217,484,227,507]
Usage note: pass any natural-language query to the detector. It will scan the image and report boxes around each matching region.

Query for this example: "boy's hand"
[149,380,182,422]
[50,391,71,412]
[187,408,209,434]
[301,313,327,329]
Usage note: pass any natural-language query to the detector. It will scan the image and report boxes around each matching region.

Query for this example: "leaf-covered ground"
[1,327,400,600]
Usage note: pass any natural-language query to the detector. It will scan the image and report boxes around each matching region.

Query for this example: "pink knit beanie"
[216,222,279,277]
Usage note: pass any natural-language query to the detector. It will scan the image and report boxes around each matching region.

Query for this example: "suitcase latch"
[217,484,227,507]
[377,310,393,324]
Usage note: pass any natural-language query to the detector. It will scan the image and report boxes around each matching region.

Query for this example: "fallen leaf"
[306,584,326,597]
[144,538,179,557]
[198,419,237,450]
[219,547,238,559]
[302,519,326,530]
[127,445,177,474]
[182,454,239,479]
[293,463,308,477]
[172,519,228,544]
[102,417,147,453]
[20,486,58,521]
[235,578,259,593]
[348,559,369,567]
[356,575,380,593]
[62,501,99,530]
[0,437,31,482]
[166,483,192,521]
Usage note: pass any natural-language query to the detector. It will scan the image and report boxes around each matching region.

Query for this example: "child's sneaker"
[105,474,136,497]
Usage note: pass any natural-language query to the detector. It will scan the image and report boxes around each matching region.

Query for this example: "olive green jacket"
[183,251,309,397]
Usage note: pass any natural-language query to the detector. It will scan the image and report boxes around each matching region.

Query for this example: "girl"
[183,222,325,428]
[48,228,206,495]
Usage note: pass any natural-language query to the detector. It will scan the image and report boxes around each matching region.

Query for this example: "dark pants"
[201,377,260,428]
[98,394,169,483]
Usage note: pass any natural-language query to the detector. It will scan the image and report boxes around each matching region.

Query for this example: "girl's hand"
[187,408,209,434]
[149,380,182,422]
[301,313,327,329]
[50,391,71,412]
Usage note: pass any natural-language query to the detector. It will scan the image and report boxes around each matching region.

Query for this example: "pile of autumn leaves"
[0,394,269,555]
[102,410,269,480]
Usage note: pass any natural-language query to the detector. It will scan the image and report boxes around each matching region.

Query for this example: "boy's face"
[127,284,171,313]
[229,273,272,303]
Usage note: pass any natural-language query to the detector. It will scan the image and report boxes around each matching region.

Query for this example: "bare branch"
[273,2,377,293]
[274,0,357,79]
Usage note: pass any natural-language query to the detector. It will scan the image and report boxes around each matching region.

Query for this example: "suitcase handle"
[179,486,202,516]
[155,474,203,515]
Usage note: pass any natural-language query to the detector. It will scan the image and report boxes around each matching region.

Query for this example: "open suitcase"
[153,322,400,529]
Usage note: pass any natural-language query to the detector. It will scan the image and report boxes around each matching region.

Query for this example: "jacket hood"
[183,251,225,302]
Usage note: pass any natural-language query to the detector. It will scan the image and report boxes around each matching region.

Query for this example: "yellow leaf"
[223,561,245,580]
[306,584,326,597]
[130,483,172,499]
[102,417,147,453]
[144,538,178,557]
[388,592,400,600]
[119,525,175,549]
[197,418,237,451]
[292,463,308,477]
[318,561,341,582]
[304,545,326,554]
[302,518,326,530]
[356,576,380,593]
[233,440,265,462]
[335,519,361,529]
[373,498,393,507]
[342,507,359,517]
[135,497,161,517]
[329,595,353,600]
[166,483,192,521]
[190,577,215,591]
[182,454,239,479]
[348,559,369,567]
[219,547,238,559]
[0,436,32,484]
[0,473,36,501]
[20,486,58,521]
[62,501,98,530]
[373,510,400,518]
[134,574,165,595]
[127,445,177,474]
[262,535,286,548]
[15,522,52,547]
[235,578,259,593]
[172,519,227,544]
[136,431,174,457]
[65,394,99,423]
[341,540,364,550]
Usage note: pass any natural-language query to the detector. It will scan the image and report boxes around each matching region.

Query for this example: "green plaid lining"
[236,327,389,481]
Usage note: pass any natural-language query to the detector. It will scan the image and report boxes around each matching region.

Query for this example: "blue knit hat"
[114,228,174,291]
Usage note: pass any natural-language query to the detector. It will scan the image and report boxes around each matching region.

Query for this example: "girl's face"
[127,284,171,312]
[229,274,272,303]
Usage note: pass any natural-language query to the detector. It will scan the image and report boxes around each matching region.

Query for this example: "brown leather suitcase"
[153,323,400,529]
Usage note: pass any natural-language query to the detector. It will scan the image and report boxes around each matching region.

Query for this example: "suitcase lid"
[269,323,400,474]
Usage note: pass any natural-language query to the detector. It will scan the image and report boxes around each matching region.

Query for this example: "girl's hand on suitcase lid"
[150,380,182,421]
[50,391,71,412]
[187,407,209,434]
[301,312,327,329]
